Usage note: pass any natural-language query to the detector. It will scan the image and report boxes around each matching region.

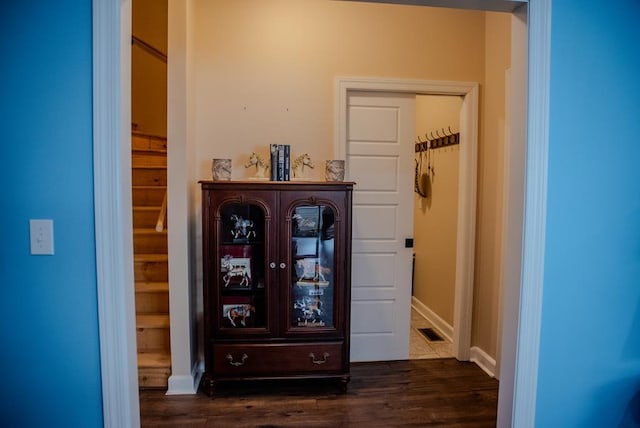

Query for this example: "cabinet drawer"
[213,342,344,377]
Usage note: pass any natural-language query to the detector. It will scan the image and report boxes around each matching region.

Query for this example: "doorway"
[338,79,479,363]
[95,2,549,427]
[410,94,462,360]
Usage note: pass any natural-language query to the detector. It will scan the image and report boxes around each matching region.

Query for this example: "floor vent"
[418,328,444,342]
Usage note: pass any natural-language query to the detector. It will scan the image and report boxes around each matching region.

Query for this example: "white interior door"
[347,91,415,362]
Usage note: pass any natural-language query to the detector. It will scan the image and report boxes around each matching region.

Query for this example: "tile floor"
[409,307,454,359]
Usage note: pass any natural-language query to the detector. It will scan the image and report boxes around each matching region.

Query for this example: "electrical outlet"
[30,219,54,255]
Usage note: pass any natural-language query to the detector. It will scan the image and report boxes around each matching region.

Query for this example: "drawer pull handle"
[309,352,330,365]
[226,353,248,367]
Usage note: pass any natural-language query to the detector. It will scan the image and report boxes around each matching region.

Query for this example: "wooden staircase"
[131,131,171,389]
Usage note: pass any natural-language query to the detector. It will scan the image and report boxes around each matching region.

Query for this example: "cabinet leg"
[339,376,350,393]
[204,378,216,398]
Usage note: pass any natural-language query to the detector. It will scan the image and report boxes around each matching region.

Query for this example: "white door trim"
[166,0,200,395]
[93,0,140,427]
[509,1,551,426]
[335,77,479,360]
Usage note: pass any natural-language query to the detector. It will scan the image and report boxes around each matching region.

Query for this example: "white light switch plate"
[30,219,54,255]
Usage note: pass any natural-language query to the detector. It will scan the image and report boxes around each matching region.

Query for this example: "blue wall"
[0,1,103,427]
[537,0,640,426]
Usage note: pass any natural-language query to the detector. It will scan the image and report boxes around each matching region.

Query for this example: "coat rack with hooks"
[414,127,459,152]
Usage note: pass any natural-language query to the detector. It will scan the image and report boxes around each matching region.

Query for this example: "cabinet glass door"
[290,204,335,329]
[217,202,267,330]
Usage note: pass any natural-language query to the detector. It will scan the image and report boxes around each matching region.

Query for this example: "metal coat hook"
[416,126,460,152]
[415,135,428,153]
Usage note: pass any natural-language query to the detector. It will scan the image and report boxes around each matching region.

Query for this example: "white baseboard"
[411,297,453,342]
[166,375,196,395]
[166,362,203,395]
[470,346,496,378]
[411,297,496,377]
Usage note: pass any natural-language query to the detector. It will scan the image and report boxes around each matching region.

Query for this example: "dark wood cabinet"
[200,181,353,396]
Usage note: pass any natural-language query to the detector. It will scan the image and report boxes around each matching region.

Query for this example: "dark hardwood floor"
[140,358,498,427]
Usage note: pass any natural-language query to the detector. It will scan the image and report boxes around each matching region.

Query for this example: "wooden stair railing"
[132,35,167,64]
[155,190,167,232]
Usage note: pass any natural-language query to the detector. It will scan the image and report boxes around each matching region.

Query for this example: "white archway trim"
[511,0,551,426]
[93,0,140,427]
[335,77,479,360]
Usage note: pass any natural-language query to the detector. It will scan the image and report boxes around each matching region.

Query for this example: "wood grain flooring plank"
[140,359,498,427]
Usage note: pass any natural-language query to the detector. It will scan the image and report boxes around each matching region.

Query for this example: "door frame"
[93,1,140,427]
[94,1,550,427]
[336,78,478,361]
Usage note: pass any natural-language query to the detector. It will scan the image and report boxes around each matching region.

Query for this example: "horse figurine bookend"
[292,153,314,180]
[244,152,270,180]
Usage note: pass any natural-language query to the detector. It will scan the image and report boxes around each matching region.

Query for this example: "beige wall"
[413,95,462,326]
[192,0,485,180]
[132,0,167,136]
[472,11,511,358]
[184,0,510,360]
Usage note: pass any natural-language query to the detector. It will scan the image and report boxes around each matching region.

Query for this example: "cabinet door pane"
[218,202,267,329]
[291,205,335,329]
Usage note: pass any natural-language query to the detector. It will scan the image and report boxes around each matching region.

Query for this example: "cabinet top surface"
[199,180,355,189]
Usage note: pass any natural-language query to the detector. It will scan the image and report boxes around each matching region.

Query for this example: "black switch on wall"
[405,238,414,248]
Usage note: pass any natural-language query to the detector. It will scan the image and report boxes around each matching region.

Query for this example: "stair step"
[136,314,170,361]
[132,164,167,170]
[132,152,167,168]
[134,227,168,234]
[134,254,168,282]
[137,326,170,353]
[133,229,167,254]
[138,351,171,389]
[135,280,169,314]
[132,164,166,186]
[134,254,169,262]
[138,353,171,389]
[133,186,166,206]
[136,282,169,293]
[138,351,171,368]
[132,133,167,153]
[133,206,165,228]
[136,292,168,314]
[138,367,170,389]
[137,314,170,329]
